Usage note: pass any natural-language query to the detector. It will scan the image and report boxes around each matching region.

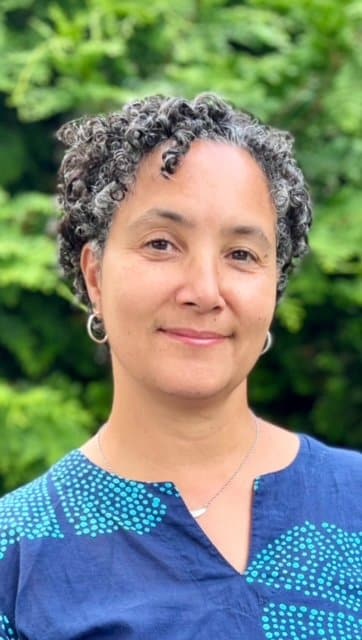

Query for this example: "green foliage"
[0,378,92,493]
[0,0,361,494]
[0,190,58,292]
[311,189,362,277]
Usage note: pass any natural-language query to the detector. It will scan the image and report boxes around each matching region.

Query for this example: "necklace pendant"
[190,507,207,519]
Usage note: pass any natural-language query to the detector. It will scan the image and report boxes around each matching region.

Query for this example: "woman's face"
[82,140,278,401]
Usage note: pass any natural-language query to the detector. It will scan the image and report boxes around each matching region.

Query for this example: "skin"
[80,140,299,514]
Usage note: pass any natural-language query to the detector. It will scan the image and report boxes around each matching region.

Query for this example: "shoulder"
[298,434,361,515]
[0,448,85,508]
[0,470,53,537]
[1,452,66,513]
[0,451,83,561]
[302,433,361,479]
[281,433,362,529]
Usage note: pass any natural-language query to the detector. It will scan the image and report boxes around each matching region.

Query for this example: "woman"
[0,94,360,640]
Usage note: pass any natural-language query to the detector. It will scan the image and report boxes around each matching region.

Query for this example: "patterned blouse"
[0,433,361,639]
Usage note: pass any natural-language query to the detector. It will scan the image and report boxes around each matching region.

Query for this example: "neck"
[101,371,256,483]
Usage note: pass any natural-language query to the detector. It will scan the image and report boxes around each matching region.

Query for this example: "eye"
[144,238,175,252]
[229,249,258,263]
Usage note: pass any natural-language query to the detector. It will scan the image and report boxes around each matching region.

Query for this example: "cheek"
[101,259,165,322]
[231,275,277,322]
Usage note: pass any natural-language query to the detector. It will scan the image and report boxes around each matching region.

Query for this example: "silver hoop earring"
[87,313,108,344]
[261,331,273,355]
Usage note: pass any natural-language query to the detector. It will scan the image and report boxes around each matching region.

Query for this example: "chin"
[168,387,221,398]
[153,375,234,401]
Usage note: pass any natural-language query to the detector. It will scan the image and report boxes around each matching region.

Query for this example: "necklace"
[96,414,260,520]
[189,414,259,518]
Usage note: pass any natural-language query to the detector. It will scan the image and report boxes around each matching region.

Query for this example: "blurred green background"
[1,0,361,495]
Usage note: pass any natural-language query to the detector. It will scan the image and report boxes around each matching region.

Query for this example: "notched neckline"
[72,435,308,577]
[76,433,306,491]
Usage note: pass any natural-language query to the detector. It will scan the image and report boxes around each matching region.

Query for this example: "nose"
[175,254,226,313]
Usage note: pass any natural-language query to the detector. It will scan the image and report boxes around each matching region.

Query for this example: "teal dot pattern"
[153,482,180,497]
[246,521,361,613]
[0,614,17,639]
[50,450,176,537]
[0,475,63,561]
[254,477,261,492]
[261,603,361,640]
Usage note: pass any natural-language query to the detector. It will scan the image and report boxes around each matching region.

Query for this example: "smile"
[158,329,228,347]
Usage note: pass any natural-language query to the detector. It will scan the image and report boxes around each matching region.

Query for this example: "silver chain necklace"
[96,414,259,520]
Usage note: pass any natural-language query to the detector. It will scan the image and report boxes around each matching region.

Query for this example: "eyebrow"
[128,208,272,249]
[128,209,194,230]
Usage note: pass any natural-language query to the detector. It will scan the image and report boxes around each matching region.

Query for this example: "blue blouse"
[0,434,361,640]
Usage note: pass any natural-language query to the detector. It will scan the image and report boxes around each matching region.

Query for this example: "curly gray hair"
[56,93,312,306]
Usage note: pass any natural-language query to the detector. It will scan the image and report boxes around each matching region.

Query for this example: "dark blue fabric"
[0,434,361,639]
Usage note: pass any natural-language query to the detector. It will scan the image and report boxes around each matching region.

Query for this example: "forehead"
[115,140,275,231]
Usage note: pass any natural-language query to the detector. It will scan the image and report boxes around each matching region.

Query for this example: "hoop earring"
[261,331,273,355]
[87,313,108,344]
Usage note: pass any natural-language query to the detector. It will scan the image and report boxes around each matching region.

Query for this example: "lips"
[159,328,229,339]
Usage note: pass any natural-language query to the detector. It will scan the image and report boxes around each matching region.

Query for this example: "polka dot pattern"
[254,477,261,492]
[0,475,63,561]
[153,482,180,497]
[50,450,175,536]
[0,613,16,638]
[246,521,361,612]
[261,603,362,640]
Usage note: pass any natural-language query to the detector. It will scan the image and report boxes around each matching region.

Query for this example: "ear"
[80,243,103,313]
